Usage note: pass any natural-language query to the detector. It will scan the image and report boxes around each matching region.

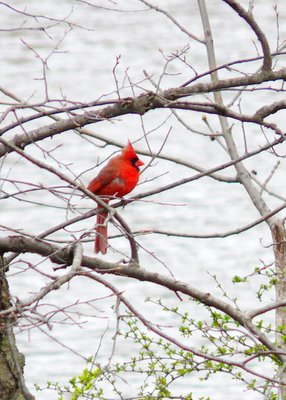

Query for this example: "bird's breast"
[96,172,139,197]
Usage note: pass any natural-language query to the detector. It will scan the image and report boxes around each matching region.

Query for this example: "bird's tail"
[95,204,108,254]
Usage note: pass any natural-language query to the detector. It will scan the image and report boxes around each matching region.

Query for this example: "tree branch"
[1,68,285,158]
[0,233,284,365]
[223,0,272,71]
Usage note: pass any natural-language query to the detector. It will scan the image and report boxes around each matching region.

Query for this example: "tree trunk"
[272,221,286,399]
[0,255,28,400]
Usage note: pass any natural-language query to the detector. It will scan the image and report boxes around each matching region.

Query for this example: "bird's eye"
[130,157,139,167]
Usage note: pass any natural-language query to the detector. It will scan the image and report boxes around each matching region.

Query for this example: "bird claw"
[121,197,128,209]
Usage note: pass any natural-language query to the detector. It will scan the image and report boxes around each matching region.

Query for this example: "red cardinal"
[87,141,144,254]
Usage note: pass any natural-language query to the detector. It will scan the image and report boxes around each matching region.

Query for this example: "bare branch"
[138,0,204,43]
[147,200,286,238]
[223,0,272,71]
[1,68,286,158]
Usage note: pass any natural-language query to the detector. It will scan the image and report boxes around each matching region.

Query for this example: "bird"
[87,141,144,254]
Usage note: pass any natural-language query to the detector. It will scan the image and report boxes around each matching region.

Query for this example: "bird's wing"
[87,163,119,194]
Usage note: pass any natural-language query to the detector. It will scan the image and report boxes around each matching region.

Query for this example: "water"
[1,0,286,399]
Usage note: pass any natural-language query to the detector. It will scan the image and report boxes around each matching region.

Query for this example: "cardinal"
[87,141,144,254]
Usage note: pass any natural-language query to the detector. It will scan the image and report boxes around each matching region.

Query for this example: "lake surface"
[1,0,286,399]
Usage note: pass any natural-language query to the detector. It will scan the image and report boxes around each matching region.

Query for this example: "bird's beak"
[137,159,144,167]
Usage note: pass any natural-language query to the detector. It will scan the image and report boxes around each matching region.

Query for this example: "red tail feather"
[95,206,108,254]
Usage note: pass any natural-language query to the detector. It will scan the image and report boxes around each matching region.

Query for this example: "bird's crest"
[122,140,137,159]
